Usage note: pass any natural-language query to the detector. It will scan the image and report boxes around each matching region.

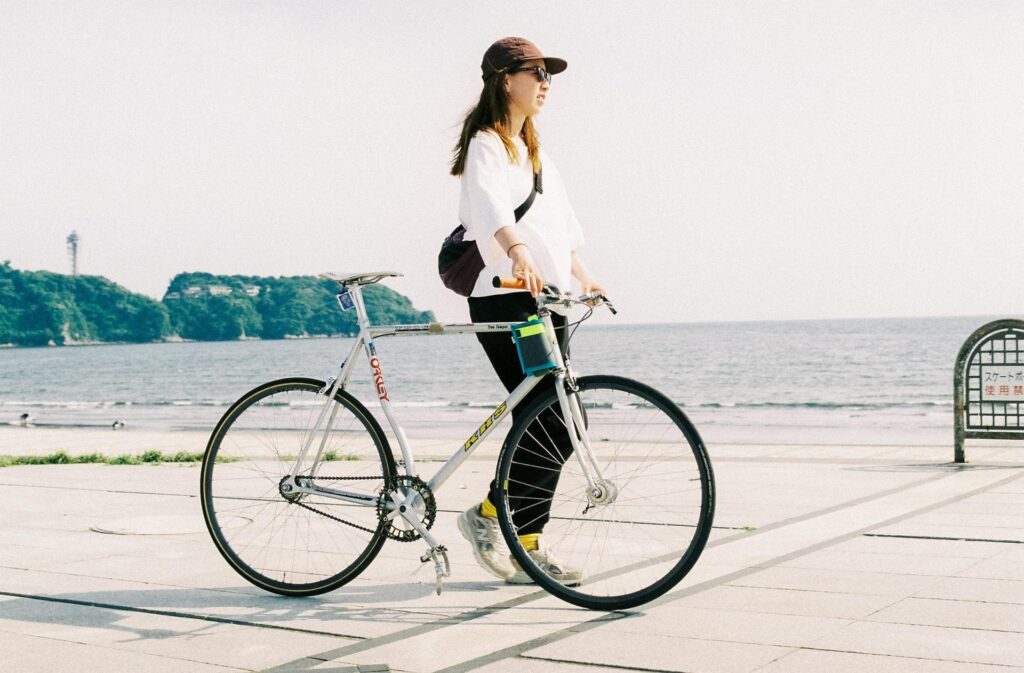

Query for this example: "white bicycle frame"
[279,280,607,550]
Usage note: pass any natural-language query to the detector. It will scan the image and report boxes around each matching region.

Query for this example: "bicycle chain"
[290,474,436,542]
[291,475,385,536]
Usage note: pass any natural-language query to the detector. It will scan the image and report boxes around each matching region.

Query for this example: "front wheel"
[201,377,396,596]
[494,375,715,610]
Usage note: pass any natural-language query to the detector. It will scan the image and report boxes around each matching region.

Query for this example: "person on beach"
[451,37,604,584]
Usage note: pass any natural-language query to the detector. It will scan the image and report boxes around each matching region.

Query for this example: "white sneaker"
[507,546,585,586]
[457,505,514,579]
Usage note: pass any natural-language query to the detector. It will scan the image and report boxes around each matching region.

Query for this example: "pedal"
[419,545,451,595]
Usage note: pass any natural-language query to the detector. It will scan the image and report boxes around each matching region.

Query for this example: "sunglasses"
[508,65,552,84]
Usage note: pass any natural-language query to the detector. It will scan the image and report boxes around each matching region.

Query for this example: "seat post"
[346,284,373,333]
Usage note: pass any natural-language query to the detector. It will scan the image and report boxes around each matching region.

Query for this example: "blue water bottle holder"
[511,315,558,376]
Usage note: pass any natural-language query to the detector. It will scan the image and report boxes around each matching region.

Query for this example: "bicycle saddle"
[319,271,403,286]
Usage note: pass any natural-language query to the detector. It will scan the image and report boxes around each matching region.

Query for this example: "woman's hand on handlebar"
[492,276,617,314]
[579,278,606,296]
[508,245,544,297]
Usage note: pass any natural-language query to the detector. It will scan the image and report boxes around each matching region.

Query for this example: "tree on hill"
[162,272,433,342]
[0,263,433,346]
[0,262,170,346]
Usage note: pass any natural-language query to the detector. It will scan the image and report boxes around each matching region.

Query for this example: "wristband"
[506,243,526,256]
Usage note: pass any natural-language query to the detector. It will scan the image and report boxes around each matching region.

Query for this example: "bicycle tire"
[201,377,396,596]
[494,374,715,610]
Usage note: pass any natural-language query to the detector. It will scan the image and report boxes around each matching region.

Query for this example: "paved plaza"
[0,435,1022,672]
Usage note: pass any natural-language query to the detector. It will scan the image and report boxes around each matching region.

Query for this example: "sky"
[1,1,1022,324]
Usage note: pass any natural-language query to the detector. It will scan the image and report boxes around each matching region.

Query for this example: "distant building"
[165,292,181,300]
[183,287,203,298]
[208,285,232,296]
[242,285,260,297]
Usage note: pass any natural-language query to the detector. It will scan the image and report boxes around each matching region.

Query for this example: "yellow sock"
[478,498,539,551]
[479,496,498,519]
[518,534,540,551]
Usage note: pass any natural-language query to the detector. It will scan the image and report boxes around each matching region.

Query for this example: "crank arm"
[389,491,442,548]
[420,545,451,595]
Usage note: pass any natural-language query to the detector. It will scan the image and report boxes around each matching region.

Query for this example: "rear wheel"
[201,377,395,596]
[495,375,715,610]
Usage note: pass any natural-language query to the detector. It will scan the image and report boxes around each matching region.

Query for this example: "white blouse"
[458,130,585,305]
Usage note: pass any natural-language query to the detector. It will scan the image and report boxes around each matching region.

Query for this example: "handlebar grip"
[492,276,526,289]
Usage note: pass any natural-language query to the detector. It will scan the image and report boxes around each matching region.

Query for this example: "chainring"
[377,475,437,542]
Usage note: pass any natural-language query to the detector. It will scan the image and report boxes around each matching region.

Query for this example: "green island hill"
[0,262,433,347]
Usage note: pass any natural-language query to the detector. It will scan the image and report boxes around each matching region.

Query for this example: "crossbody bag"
[438,166,543,297]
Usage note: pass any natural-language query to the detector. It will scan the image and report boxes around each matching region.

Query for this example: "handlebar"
[491,276,617,315]
[492,277,529,290]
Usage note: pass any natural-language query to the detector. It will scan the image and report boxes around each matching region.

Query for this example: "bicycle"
[200,271,715,610]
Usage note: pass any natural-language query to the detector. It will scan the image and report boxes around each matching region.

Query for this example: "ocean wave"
[1,397,956,412]
[679,400,955,410]
[1,400,107,408]
[0,399,226,410]
[4,420,129,429]
[452,401,501,409]
[392,401,453,408]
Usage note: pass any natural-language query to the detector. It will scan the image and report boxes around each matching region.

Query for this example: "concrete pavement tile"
[668,560,751,589]
[871,522,1023,542]
[755,648,1024,673]
[811,620,1024,666]
[728,566,943,597]
[937,499,1024,515]
[477,658,642,673]
[114,621,357,670]
[910,511,1024,529]
[44,554,215,585]
[0,591,270,644]
[0,564,227,597]
[4,513,105,533]
[974,492,1024,503]
[0,568,492,641]
[0,630,242,673]
[917,577,1024,604]
[960,549,1024,581]
[712,509,810,530]
[0,527,196,556]
[0,567,440,638]
[600,605,851,647]
[527,632,794,673]
[0,597,357,670]
[866,597,1024,632]
[672,585,896,620]
[776,549,983,576]
[828,535,1009,559]
[322,604,580,672]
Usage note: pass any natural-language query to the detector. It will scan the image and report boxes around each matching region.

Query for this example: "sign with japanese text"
[980,365,1024,401]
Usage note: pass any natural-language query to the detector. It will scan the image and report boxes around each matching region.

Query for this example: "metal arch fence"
[954,319,1024,463]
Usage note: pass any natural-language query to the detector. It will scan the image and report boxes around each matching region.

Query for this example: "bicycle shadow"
[0,580,508,643]
[2,572,612,648]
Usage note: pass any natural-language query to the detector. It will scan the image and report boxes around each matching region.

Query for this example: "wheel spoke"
[497,376,714,610]
[202,380,392,595]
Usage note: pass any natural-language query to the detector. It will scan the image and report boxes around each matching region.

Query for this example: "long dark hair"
[450,70,541,176]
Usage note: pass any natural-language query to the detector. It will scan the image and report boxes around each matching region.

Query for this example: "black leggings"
[468,292,573,536]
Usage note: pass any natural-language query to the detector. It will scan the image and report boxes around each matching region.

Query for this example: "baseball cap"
[480,37,568,80]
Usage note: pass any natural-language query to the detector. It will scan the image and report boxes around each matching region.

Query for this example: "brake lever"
[599,294,618,315]
[576,292,617,315]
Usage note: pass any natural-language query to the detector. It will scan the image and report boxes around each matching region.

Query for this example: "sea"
[0,316,996,446]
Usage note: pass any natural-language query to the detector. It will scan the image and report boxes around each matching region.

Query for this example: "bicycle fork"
[555,375,615,508]
[540,307,610,505]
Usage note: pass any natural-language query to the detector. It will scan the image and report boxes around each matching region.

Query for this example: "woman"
[451,37,604,584]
